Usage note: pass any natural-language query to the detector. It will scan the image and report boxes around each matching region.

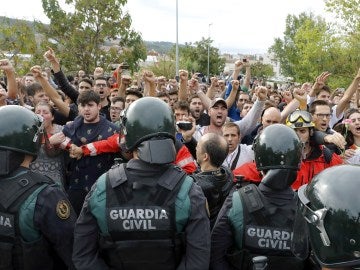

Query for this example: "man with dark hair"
[124,89,143,109]
[193,133,233,228]
[58,90,119,214]
[109,96,125,124]
[93,76,111,120]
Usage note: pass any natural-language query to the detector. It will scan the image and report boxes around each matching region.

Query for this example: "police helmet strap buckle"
[33,115,45,143]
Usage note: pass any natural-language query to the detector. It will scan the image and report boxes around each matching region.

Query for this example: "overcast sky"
[0,0,335,54]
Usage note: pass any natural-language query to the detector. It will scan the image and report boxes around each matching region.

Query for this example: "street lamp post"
[175,0,179,77]
[207,23,212,84]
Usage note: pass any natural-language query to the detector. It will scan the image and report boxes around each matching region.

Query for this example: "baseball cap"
[210,98,227,109]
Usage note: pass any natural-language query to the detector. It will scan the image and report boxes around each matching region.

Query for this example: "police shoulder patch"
[56,200,71,220]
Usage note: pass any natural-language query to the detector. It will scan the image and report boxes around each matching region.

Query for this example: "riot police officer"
[73,97,210,270]
[210,124,306,270]
[0,105,76,269]
[294,164,360,270]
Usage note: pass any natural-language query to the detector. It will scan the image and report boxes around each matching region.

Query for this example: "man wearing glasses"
[94,76,111,120]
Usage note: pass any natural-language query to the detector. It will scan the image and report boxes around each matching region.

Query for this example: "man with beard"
[188,94,210,127]
[193,86,267,141]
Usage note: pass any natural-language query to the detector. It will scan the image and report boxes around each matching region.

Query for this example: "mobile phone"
[176,121,193,131]
[243,59,247,62]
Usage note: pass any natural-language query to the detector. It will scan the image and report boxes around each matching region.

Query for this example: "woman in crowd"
[30,101,66,188]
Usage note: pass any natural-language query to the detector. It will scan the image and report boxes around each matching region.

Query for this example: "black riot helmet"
[253,124,302,190]
[296,165,360,268]
[0,105,44,175]
[122,97,176,164]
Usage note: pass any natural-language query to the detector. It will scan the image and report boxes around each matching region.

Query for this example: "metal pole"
[207,23,212,83]
[175,0,179,77]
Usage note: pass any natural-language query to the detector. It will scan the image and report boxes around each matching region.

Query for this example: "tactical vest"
[228,184,305,270]
[99,163,192,270]
[0,168,54,270]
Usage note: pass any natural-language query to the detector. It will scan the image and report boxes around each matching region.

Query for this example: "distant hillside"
[144,41,176,54]
[0,16,179,54]
[0,16,37,29]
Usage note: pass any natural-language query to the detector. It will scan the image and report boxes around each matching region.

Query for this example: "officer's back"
[211,124,306,270]
[0,105,76,269]
[73,97,210,270]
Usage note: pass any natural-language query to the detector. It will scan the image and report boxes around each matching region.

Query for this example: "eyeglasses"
[95,83,107,88]
[288,110,312,124]
[238,99,249,102]
[314,113,331,119]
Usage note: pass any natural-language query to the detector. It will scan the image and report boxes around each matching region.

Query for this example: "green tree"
[37,0,146,74]
[250,62,274,79]
[325,0,360,85]
[0,18,38,74]
[146,55,176,79]
[170,37,225,76]
[269,11,358,88]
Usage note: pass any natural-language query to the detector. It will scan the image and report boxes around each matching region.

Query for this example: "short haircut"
[125,89,143,99]
[222,122,240,136]
[78,78,94,87]
[309,100,331,114]
[77,89,100,105]
[173,100,190,114]
[156,92,170,99]
[111,96,125,104]
[168,90,178,96]
[188,94,200,103]
[201,133,229,167]
[26,82,43,97]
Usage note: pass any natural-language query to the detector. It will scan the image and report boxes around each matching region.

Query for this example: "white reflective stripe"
[177,157,195,168]
[87,143,97,156]
[60,137,71,149]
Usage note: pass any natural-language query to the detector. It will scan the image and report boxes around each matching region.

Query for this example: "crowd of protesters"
[0,46,359,269]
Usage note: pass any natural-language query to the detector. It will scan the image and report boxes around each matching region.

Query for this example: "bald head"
[261,107,281,129]
[197,133,229,168]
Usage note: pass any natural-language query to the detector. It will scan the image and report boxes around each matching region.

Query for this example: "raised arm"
[225,80,240,109]
[335,68,360,117]
[0,59,17,99]
[44,47,79,103]
[178,70,189,101]
[142,70,156,97]
[30,65,70,117]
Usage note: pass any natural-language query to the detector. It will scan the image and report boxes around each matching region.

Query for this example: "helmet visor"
[298,185,331,247]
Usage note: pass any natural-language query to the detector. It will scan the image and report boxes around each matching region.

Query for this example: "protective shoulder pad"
[228,190,244,250]
[175,176,193,233]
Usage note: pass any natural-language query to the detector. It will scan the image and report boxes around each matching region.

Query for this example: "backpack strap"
[0,170,52,212]
[239,184,268,225]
